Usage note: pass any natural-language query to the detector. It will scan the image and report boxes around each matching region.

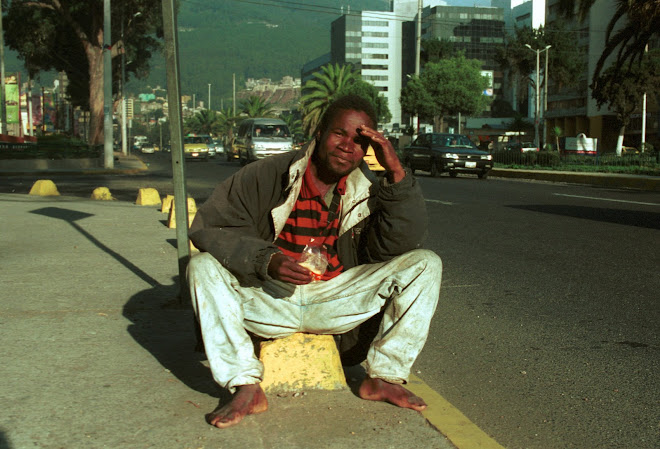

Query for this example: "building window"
[365,53,388,59]
[362,75,389,81]
[363,31,389,38]
[362,64,388,70]
[363,42,389,48]
[363,20,388,27]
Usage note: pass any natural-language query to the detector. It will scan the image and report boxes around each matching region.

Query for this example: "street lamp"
[525,44,551,150]
[121,11,141,156]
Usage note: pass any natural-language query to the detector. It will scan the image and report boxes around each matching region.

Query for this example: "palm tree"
[240,96,276,118]
[280,110,303,138]
[184,109,222,135]
[557,0,660,86]
[299,63,359,135]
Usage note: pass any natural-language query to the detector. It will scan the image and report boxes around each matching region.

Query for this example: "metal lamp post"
[121,11,141,156]
[525,44,551,150]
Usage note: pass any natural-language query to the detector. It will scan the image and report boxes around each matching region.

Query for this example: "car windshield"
[434,135,473,147]
[252,125,290,137]
[185,136,206,144]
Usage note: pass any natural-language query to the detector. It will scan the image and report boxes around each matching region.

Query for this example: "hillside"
[130,0,388,107]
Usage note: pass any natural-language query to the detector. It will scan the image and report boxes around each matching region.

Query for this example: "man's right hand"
[268,253,313,285]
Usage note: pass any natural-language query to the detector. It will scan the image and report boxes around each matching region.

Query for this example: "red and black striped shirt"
[274,161,347,280]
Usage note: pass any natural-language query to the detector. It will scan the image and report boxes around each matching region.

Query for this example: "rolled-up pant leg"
[301,249,442,384]
[187,252,300,393]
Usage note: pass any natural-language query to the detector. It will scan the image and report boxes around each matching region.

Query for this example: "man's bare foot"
[358,376,427,411]
[206,384,268,428]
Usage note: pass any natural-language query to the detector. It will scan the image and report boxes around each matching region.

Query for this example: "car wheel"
[449,171,458,178]
[430,160,439,177]
[478,171,489,179]
[405,159,415,175]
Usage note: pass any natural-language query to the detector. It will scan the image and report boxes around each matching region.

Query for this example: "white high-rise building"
[330,1,446,129]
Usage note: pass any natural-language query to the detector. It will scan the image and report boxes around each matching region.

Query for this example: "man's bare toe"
[359,377,427,411]
[205,384,268,428]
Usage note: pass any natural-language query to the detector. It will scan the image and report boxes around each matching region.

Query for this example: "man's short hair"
[317,95,378,136]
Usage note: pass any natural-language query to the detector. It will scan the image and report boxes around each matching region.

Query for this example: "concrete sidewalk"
[0,192,456,449]
[0,151,149,176]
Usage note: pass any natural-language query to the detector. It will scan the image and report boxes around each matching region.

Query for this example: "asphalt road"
[2,152,659,449]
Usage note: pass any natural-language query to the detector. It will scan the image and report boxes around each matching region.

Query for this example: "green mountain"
[3,1,387,107]
[130,0,388,107]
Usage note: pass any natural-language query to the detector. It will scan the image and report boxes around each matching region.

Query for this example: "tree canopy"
[3,0,163,144]
[400,54,491,132]
[299,63,391,136]
[556,0,660,87]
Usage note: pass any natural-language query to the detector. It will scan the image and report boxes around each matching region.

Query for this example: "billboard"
[5,74,20,124]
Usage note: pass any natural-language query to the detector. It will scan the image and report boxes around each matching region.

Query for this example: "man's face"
[315,109,372,180]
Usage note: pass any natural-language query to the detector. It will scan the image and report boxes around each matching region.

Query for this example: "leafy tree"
[300,63,391,135]
[556,0,660,86]
[495,23,584,112]
[184,109,222,136]
[400,55,491,132]
[216,107,239,143]
[280,110,303,138]
[421,38,456,64]
[591,49,660,155]
[299,63,359,135]
[341,79,392,125]
[240,95,276,118]
[3,0,163,145]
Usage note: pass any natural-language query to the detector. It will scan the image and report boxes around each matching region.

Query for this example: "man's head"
[316,95,377,137]
[313,95,378,182]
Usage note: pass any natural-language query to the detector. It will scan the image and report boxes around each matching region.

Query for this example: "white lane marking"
[553,193,660,207]
[426,199,454,205]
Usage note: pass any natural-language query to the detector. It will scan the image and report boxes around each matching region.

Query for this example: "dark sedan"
[403,133,493,179]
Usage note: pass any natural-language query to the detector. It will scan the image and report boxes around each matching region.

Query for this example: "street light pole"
[543,46,550,150]
[208,83,211,111]
[103,0,113,169]
[121,11,141,156]
[525,44,551,151]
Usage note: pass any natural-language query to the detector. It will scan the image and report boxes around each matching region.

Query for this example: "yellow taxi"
[363,145,385,172]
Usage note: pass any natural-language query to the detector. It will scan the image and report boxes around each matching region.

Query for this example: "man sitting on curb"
[187,95,442,428]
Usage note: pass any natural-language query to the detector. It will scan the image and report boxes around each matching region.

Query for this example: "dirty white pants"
[187,249,442,393]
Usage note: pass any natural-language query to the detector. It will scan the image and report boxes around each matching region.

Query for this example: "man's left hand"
[358,125,406,183]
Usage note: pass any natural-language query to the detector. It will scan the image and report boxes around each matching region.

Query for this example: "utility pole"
[208,83,211,111]
[641,44,648,152]
[543,46,550,150]
[525,44,550,151]
[162,0,191,305]
[103,0,114,168]
[413,0,421,135]
[233,73,236,116]
[0,1,6,136]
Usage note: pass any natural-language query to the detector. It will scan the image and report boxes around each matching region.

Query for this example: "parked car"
[183,135,210,161]
[403,133,493,179]
[507,141,539,153]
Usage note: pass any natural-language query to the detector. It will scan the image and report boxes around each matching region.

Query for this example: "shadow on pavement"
[122,275,230,404]
[508,204,660,230]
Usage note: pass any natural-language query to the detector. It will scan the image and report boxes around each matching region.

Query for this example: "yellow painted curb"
[407,374,506,449]
[167,197,197,229]
[259,333,347,394]
[90,187,115,201]
[29,179,60,196]
[135,188,161,206]
[161,194,174,213]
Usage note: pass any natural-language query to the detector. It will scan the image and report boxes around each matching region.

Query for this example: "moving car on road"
[183,135,210,161]
[234,118,293,165]
[403,133,493,179]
